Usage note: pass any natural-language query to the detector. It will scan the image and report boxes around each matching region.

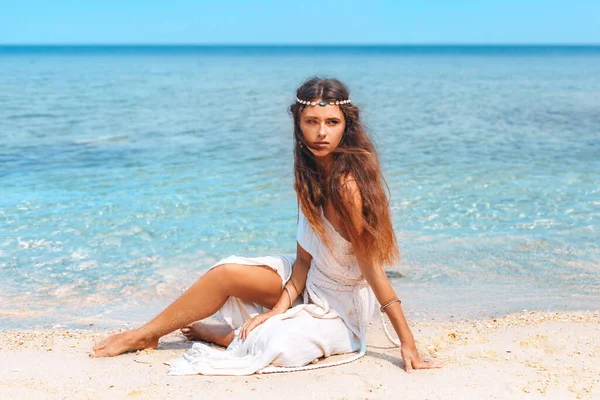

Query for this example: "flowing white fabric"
[167,208,380,375]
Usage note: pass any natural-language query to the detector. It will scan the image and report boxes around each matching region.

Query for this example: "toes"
[90,344,105,357]
[89,349,105,358]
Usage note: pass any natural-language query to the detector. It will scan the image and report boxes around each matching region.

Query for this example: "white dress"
[167,207,381,375]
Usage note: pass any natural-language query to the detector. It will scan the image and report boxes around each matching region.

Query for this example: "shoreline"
[3,277,599,331]
[1,310,598,399]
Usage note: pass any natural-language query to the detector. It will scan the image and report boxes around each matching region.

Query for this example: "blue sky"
[1,0,598,44]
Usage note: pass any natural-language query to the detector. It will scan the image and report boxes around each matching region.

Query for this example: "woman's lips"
[314,142,329,148]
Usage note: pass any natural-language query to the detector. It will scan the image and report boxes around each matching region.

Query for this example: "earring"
[298,143,304,148]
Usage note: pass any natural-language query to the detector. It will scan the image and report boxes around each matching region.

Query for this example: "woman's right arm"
[272,242,312,313]
[239,243,312,340]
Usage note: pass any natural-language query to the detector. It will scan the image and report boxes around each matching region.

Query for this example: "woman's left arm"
[356,251,443,373]
[340,175,443,373]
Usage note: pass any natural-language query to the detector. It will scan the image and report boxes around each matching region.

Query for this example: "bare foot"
[180,321,234,347]
[89,329,158,357]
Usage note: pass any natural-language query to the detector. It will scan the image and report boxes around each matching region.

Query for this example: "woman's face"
[299,99,346,164]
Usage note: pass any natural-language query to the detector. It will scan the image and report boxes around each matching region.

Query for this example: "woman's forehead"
[301,103,344,119]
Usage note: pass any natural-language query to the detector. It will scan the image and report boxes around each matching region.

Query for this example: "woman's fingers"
[240,321,251,341]
[422,357,444,368]
[412,356,444,370]
[240,316,265,341]
[238,311,277,341]
[401,347,444,373]
[244,320,255,340]
[405,358,414,374]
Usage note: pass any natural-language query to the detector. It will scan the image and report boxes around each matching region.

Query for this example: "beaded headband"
[296,97,351,107]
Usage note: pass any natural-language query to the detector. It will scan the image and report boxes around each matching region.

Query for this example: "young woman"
[91,77,443,375]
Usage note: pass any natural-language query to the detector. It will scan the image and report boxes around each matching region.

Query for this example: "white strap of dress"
[380,312,401,347]
[258,348,365,374]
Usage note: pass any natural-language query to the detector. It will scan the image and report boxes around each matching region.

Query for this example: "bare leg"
[181,322,234,347]
[90,264,282,357]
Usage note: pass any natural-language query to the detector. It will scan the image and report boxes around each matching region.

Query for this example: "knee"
[205,263,237,292]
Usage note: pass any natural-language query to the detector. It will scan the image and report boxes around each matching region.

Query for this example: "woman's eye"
[307,120,317,124]
[328,121,338,125]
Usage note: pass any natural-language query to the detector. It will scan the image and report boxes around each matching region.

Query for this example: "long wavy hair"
[290,77,400,267]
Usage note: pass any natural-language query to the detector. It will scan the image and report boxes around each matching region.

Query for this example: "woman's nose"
[319,123,326,135]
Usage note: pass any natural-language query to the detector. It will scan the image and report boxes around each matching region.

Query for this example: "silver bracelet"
[380,299,401,312]
[283,285,293,309]
[289,278,300,296]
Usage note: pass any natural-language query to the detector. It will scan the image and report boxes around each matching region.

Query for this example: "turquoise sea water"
[1,46,599,329]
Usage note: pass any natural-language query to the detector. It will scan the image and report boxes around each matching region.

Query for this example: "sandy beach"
[1,310,598,400]
[3,43,600,399]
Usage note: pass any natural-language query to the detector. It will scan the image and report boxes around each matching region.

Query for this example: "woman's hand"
[239,311,276,341]
[400,343,444,373]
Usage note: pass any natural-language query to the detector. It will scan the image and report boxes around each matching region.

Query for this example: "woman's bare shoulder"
[338,172,361,209]
[338,172,363,235]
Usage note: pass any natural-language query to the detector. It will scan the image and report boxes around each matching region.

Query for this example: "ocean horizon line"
[2,43,599,56]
